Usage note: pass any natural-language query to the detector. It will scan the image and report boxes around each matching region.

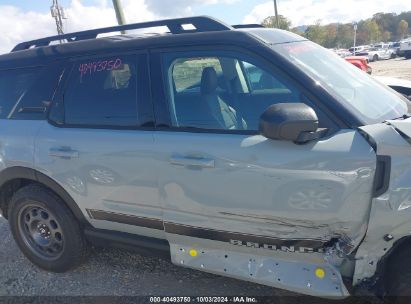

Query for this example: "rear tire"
[373,54,379,62]
[8,184,89,272]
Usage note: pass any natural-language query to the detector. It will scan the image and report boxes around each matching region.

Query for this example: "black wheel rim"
[17,204,64,260]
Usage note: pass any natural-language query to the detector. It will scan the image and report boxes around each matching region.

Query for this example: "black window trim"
[151,44,341,136]
[0,65,45,73]
[47,50,155,131]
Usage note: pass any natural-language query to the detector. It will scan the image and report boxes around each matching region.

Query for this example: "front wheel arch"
[363,236,411,298]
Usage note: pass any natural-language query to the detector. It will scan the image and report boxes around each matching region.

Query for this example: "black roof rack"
[232,24,264,29]
[12,16,233,52]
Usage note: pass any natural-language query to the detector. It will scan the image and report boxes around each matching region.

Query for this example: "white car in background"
[348,45,368,54]
[373,42,398,58]
[399,38,411,59]
[356,47,391,62]
[333,49,351,58]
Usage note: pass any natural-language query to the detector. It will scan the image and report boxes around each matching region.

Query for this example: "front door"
[153,48,376,253]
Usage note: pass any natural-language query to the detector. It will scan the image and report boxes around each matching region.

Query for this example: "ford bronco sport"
[0,16,411,301]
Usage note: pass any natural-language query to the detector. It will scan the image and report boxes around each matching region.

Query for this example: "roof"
[0,16,305,69]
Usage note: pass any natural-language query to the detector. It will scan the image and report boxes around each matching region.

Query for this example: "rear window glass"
[0,68,40,119]
[64,55,138,127]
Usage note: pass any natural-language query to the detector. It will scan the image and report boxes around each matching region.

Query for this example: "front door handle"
[49,148,79,159]
[169,155,215,168]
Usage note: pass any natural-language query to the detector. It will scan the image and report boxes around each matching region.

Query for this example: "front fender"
[354,122,411,285]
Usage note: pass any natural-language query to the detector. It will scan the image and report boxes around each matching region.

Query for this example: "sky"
[0,0,409,54]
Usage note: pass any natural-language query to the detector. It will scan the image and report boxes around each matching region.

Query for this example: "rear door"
[151,47,376,254]
[35,52,164,239]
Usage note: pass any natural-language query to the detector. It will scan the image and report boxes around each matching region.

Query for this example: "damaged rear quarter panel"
[355,121,411,285]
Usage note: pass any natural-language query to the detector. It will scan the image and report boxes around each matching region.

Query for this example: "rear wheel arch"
[0,166,88,225]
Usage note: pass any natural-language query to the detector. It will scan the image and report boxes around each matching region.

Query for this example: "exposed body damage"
[355,119,411,288]
[169,240,350,297]
[155,130,376,297]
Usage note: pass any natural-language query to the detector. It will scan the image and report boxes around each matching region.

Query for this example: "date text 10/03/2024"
[149,297,258,303]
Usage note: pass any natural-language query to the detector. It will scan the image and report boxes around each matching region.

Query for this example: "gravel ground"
[370,57,411,80]
[0,215,372,303]
[0,215,280,297]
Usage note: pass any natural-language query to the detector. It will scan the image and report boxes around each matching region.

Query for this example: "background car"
[399,38,411,59]
[356,47,391,62]
[345,56,372,74]
[333,49,351,58]
[348,45,368,54]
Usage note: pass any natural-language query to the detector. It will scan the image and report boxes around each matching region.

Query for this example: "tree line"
[261,11,410,49]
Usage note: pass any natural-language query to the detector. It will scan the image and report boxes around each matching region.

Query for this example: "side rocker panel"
[168,234,349,297]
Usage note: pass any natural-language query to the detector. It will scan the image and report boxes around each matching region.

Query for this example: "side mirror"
[259,103,323,143]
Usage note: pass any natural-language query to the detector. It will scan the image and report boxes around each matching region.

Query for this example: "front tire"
[373,54,379,62]
[385,244,411,303]
[8,184,89,272]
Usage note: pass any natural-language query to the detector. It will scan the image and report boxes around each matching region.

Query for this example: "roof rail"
[11,16,233,52]
[232,24,264,29]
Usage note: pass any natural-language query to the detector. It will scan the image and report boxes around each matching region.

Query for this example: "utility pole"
[353,22,358,55]
[50,0,67,38]
[112,0,127,34]
[273,0,279,28]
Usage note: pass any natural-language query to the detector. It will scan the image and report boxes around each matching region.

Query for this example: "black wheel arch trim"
[354,236,411,297]
[372,155,391,198]
[0,166,89,225]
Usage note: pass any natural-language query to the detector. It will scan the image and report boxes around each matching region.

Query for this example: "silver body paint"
[354,119,411,284]
[34,122,165,239]
[1,19,410,299]
[153,129,375,297]
[3,117,411,296]
[156,130,375,244]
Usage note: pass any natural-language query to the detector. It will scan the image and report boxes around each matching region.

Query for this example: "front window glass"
[164,53,310,131]
[272,41,408,124]
[173,58,223,93]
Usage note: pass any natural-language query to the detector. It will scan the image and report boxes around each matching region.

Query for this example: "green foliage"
[362,20,381,43]
[260,11,411,48]
[305,20,327,45]
[398,20,409,39]
[261,15,292,30]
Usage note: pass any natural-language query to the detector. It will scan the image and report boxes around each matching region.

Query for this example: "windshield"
[272,41,409,125]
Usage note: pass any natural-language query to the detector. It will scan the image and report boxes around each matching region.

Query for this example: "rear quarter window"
[0,68,40,119]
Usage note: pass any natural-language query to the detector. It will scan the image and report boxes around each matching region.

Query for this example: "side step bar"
[84,228,170,259]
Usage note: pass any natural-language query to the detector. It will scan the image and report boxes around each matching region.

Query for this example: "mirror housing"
[259,103,320,143]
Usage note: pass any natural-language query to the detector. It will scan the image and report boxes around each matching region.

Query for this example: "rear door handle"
[169,155,215,168]
[49,148,79,159]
